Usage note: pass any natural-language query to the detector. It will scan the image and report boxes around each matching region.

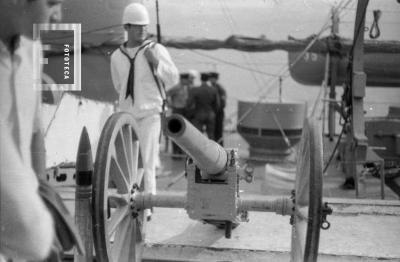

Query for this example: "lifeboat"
[289,51,400,87]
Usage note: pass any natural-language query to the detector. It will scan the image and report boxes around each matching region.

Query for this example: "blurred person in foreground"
[0,0,64,261]
[110,3,179,215]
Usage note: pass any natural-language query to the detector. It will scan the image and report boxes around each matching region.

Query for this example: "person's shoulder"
[190,86,200,93]
[207,85,217,92]
[110,47,122,60]
[217,83,225,90]
[168,84,180,92]
[151,41,169,53]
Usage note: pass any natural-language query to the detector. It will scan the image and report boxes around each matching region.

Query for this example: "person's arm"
[166,85,178,96]
[219,84,227,109]
[214,88,221,113]
[0,120,54,260]
[145,44,179,89]
[110,52,122,93]
[166,85,179,105]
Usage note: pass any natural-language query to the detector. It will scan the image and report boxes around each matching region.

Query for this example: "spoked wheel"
[93,112,146,262]
[291,118,323,262]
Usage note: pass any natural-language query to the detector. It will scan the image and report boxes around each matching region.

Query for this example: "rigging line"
[233,5,339,126]
[41,24,122,41]
[219,0,234,29]
[174,60,286,66]
[337,0,364,27]
[220,1,276,93]
[341,20,400,25]
[323,123,345,174]
[221,0,271,92]
[226,0,351,126]
[312,53,330,119]
[261,0,349,96]
[220,0,265,89]
[193,0,346,126]
[342,7,400,14]
[219,0,265,90]
[44,92,66,138]
[233,9,337,123]
[186,49,280,76]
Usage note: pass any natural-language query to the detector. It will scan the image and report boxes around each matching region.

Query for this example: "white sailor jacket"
[110,41,179,119]
[0,37,54,261]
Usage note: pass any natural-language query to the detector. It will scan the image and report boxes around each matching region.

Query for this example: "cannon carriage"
[89,112,332,262]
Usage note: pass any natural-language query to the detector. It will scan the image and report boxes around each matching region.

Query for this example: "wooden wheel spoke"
[110,152,130,193]
[108,191,130,208]
[131,140,141,184]
[296,161,310,206]
[122,127,133,172]
[125,126,136,183]
[107,206,129,238]
[110,217,136,262]
[293,218,307,258]
[136,168,145,189]
[296,131,310,206]
[296,205,309,221]
[114,131,132,184]
[135,215,145,242]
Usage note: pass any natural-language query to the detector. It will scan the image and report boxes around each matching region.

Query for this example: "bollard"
[74,127,93,261]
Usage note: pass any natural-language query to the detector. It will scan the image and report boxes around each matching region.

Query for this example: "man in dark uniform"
[189,72,220,140]
[209,72,226,146]
[167,73,191,155]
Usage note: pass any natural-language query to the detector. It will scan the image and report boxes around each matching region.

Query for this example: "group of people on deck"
[167,71,227,155]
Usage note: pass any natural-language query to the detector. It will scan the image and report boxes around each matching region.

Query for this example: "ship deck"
[59,132,400,261]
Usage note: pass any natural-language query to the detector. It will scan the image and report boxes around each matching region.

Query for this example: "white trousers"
[134,114,161,195]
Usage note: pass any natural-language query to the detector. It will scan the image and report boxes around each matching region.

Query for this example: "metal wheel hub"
[129,184,140,218]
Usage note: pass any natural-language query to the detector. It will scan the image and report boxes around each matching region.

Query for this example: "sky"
[143,0,400,40]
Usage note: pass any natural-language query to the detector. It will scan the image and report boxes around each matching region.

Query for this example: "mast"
[344,0,370,197]
[327,7,340,141]
[155,0,161,43]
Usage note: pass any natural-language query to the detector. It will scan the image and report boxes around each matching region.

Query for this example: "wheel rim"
[291,118,323,262]
[93,112,146,262]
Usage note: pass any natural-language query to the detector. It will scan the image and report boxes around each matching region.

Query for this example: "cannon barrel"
[164,114,228,174]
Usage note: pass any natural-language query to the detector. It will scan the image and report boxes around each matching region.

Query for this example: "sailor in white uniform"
[110,3,179,214]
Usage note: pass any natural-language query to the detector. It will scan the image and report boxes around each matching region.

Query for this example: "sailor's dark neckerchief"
[119,40,153,102]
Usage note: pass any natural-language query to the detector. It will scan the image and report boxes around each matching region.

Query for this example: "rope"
[270,111,292,150]
[44,92,66,137]
[186,49,280,77]
[369,9,381,39]
[227,0,354,139]
[323,123,345,174]
[41,24,122,41]
[220,0,277,95]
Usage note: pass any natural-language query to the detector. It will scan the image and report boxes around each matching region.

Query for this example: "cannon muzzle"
[164,114,228,174]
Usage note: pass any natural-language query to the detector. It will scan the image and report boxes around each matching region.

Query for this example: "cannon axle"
[131,191,294,216]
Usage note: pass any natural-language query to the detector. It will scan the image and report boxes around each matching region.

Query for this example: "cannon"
[90,112,332,262]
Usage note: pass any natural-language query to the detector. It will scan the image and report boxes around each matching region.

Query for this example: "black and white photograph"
[1,0,400,261]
